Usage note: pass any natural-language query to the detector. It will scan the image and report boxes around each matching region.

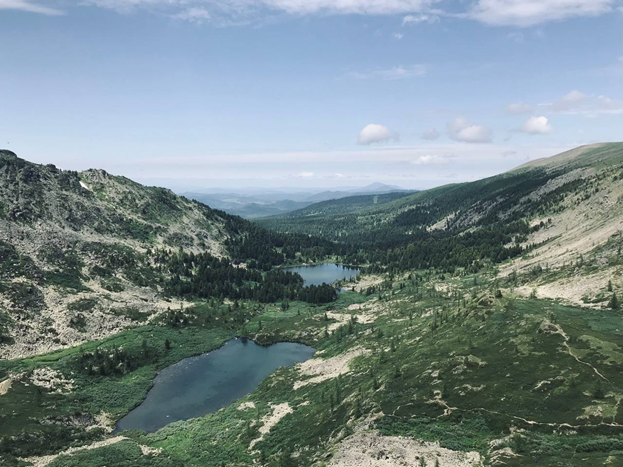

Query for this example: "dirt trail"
[541,319,609,381]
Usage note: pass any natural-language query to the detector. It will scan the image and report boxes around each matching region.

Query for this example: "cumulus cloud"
[447,117,492,143]
[410,154,453,165]
[467,0,616,27]
[421,128,440,140]
[539,90,623,115]
[520,116,553,134]
[545,90,586,111]
[393,33,404,39]
[0,0,63,14]
[296,171,315,178]
[506,102,534,115]
[357,124,399,145]
[346,64,428,80]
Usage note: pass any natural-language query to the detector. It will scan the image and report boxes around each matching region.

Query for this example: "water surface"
[284,263,359,286]
[114,339,314,433]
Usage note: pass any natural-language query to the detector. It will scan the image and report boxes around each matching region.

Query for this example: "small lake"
[284,263,359,286]
[114,339,315,433]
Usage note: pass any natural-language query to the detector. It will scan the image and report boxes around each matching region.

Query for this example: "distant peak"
[353,182,404,192]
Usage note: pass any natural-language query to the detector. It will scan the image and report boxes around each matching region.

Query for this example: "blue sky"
[1,0,622,190]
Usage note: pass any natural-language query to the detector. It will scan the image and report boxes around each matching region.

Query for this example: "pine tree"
[608,293,619,310]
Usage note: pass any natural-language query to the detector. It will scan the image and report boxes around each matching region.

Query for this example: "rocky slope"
[0,150,234,359]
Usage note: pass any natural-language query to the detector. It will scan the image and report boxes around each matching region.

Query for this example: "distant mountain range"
[184,183,412,219]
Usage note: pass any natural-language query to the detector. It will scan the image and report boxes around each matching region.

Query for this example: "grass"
[4,272,623,466]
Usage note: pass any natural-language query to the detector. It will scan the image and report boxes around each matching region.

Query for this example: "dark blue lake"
[284,263,359,286]
[114,339,315,433]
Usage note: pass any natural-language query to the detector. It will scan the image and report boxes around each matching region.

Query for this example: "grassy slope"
[257,143,623,243]
[3,272,623,466]
[3,144,623,466]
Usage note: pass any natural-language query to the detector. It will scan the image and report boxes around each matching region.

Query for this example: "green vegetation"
[3,144,623,466]
[4,272,623,466]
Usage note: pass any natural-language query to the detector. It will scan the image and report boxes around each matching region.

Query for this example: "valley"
[184,184,412,220]
[1,143,623,466]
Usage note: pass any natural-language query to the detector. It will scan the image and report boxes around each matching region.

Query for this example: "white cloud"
[296,171,315,178]
[410,154,451,165]
[467,0,616,27]
[36,0,618,25]
[393,33,404,39]
[357,124,399,145]
[86,0,439,19]
[520,116,553,134]
[540,90,623,115]
[0,0,63,14]
[447,117,492,143]
[346,64,428,80]
[402,13,440,25]
[506,102,534,115]
[562,90,586,102]
[263,0,438,15]
[173,7,211,22]
[421,128,440,140]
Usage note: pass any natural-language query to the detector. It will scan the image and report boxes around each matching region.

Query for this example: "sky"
[1,0,622,191]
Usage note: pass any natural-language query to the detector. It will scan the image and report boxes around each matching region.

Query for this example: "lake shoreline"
[113,338,315,434]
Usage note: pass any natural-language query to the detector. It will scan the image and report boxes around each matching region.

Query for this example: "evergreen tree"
[609,293,619,310]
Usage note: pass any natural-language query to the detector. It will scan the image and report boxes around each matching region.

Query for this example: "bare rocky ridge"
[0,150,232,359]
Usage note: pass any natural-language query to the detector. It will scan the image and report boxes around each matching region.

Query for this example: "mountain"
[350,182,404,193]
[2,145,623,467]
[0,150,334,360]
[184,192,314,219]
[256,191,415,227]
[225,200,313,219]
[184,183,411,219]
[260,143,623,305]
[302,183,408,203]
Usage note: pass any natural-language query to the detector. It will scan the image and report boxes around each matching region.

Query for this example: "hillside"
[0,150,334,359]
[259,143,623,305]
[2,145,623,467]
[185,184,412,219]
